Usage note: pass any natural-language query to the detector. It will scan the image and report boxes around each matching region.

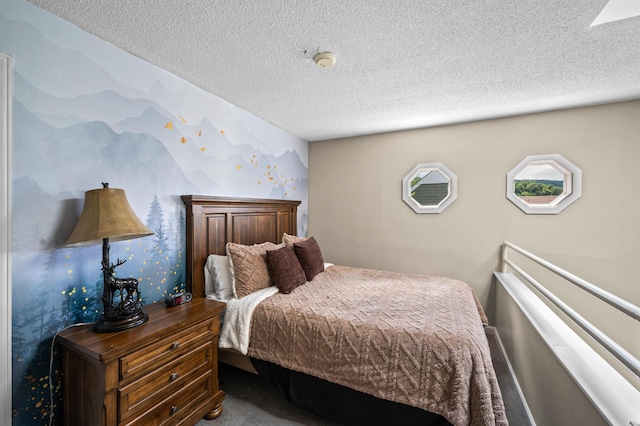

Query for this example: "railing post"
[501,243,509,273]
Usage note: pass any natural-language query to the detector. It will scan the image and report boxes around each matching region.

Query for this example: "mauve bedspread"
[247,265,507,426]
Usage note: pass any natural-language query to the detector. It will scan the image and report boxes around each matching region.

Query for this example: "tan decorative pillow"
[226,242,280,298]
[282,232,309,247]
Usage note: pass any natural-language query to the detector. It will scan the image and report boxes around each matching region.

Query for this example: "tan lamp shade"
[66,187,154,247]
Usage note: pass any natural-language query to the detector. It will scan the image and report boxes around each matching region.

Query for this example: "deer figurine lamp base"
[94,237,148,332]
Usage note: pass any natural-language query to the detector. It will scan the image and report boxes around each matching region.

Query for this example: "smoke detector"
[314,52,336,68]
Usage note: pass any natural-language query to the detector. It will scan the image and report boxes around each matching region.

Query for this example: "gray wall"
[308,100,640,420]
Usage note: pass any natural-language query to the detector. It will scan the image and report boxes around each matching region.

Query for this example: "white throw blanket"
[218,264,334,354]
[218,286,278,354]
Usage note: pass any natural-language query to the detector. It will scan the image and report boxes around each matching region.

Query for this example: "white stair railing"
[501,241,640,378]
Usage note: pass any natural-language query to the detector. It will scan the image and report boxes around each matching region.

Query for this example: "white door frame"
[0,51,12,426]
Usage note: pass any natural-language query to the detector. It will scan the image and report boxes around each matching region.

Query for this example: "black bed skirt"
[250,358,452,426]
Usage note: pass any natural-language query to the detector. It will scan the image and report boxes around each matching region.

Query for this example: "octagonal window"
[507,154,582,214]
[402,163,457,214]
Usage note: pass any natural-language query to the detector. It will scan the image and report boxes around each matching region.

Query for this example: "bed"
[182,195,507,426]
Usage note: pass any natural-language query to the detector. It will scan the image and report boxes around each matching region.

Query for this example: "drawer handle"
[170,372,179,382]
[170,405,179,416]
[171,341,180,349]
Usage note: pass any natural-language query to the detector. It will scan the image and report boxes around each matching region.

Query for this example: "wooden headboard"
[181,195,301,298]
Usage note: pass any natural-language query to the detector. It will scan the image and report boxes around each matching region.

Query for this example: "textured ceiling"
[25,0,640,141]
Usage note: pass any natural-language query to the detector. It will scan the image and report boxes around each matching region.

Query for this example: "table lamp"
[66,183,154,332]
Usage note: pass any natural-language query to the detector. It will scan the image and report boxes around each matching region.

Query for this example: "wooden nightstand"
[57,297,226,426]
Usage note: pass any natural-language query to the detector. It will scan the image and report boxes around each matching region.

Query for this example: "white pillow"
[204,254,234,301]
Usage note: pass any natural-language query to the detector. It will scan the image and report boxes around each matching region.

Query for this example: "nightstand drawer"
[119,341,213,421]
[121,370,214,426]
[120,318,219,382]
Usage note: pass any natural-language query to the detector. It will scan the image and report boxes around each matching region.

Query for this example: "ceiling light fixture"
[314,52,336,68]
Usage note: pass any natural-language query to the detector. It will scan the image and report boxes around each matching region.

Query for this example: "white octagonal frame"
[402,162,457,214]
[506,154,582,214]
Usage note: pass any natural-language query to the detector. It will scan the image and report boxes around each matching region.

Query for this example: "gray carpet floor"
[197,364,338,426]
[198,328,532,425]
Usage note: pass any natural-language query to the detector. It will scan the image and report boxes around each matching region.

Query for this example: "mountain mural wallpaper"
[1,0,309,423]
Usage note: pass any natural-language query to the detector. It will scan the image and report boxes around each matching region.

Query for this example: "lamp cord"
[48,322,92,426]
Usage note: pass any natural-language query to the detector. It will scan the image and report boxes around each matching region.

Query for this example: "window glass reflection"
[514,164,564,205]
[411,170,449,206]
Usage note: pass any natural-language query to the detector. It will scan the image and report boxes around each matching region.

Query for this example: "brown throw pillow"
[266,246,307,294]
[293,236,324,281]
[226,242,280,298]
